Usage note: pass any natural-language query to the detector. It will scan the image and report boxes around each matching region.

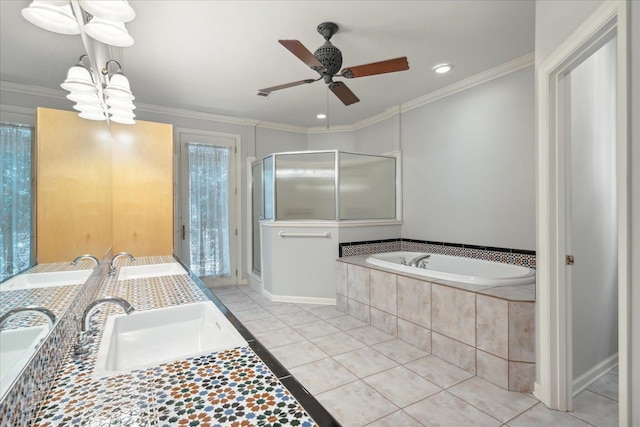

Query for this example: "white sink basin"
[0,269,93,292]
[117,263,186,280]
[93,301,247,378]
[1,325,49,396]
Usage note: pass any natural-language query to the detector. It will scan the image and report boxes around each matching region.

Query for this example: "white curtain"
[0,123,33,282]
[188,143,231,277]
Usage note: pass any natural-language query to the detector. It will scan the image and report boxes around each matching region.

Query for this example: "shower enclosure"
[257,150,400,301]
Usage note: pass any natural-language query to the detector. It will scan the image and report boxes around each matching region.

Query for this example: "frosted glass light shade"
[84,17,133,47]
[73,103,105,114]
[106,72,130,90]
[79,110,107,121]
[21,1,80,35]
[109,111,135,124]
[61,65,96,92]
[67,91,101,104]
[106,97,135,110]
[104,86,134,101]
[79,0,135,23]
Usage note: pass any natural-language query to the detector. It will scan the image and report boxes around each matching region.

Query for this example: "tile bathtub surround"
[339,238,536,268]
[28,257,327,427]
[336,257,536,392]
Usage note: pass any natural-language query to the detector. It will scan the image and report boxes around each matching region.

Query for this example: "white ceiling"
[0,1,535,128]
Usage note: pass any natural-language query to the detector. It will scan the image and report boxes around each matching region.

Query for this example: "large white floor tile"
[447,377,537,423]
[310,332,367,356]
[289,357,358,395]
[371,339,428,364]
[307,305,346,319]
[252,326,307,348]
[571,389,618,427]
[507,402,592,427]
[292,319,341,339]
[404,355,473,389]
[241,315,287,333]
[365,410,423,427]
[266,303,305,316]
[364,366,441,407]
[405,391,501,427]
[232,307,273,322]
[277,310,320,326]
[316,380,398,427]
[269,340,329,369]
[345,325,395,346]
[325,315,368,331]
[586,372,618,401]
[334,347,398,378]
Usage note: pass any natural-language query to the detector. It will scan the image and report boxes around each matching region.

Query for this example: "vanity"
[1,254,327,426]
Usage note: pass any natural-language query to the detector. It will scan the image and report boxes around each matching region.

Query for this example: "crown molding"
[401,52,535,113]
[1,53,534,134]
[254,120,308,133]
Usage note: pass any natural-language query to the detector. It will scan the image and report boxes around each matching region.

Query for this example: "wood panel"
[111,120,173,256]
[36,108,113,262]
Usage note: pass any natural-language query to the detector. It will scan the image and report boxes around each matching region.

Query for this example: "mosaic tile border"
[339,238,536,268]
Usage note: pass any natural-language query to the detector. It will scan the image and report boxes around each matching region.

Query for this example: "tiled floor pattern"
[212,285,619,427]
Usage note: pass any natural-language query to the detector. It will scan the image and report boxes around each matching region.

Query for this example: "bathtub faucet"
[408,254,431,268]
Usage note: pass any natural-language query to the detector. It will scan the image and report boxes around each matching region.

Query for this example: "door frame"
[174,127,242,285]
[535,1,629,423]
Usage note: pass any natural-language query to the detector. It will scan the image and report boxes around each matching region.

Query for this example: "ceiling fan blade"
[279,40,324,69]
[341,56,409,78]
[329,81,360,106]
[259,79,316,93]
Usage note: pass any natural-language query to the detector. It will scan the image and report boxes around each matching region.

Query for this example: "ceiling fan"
[259,22,409,106]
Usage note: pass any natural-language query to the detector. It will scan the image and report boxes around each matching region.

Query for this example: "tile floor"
[211,285,619,427]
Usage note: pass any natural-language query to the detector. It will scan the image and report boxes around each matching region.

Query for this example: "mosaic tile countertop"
[0,260,94,329]
[32,258,318,427]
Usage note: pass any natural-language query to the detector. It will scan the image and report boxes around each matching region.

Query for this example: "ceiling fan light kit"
[21,0,137,124]
[259,21,409,106]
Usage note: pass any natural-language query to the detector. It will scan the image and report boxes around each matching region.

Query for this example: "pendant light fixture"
[21,0,137,124]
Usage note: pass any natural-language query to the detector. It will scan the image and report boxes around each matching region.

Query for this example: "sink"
[117,263,186,280]
[0,269,93,292]
[93,301,247,378]
[1,325,49,396]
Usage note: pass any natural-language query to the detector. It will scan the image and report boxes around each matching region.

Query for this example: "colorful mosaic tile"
[8,255,318,426]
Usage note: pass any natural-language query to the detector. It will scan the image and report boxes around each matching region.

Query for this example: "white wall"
[255,126,306,158]
[569,37,618,384]
[354,117,397,154]
[400,66,535,250]
[307,130,355,151]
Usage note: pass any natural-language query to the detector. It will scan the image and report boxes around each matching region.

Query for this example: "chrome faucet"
[71,254,99,267]
[74,297,135,357]
[80,296,135,332]
[108,252,136,276]
[0,306,56,329]
[408,254,431,267]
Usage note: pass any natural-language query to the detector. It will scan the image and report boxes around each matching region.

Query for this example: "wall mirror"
[0,107,114,400]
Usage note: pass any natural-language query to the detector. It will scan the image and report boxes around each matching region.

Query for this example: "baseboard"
[573,353,618,396]
[262,288,336,305]
[533,381,542,402]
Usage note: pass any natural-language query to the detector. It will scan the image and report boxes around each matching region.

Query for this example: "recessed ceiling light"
[317,113,327,119]
[433,63,454,74]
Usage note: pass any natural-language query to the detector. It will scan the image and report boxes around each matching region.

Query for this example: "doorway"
[178,131,239,287]
[536,2,630,424]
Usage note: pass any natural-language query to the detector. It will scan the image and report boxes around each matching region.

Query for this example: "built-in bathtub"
[336,254,536,393]
[366,251,536,286]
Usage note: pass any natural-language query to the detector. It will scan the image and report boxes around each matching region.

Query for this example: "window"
[0,123,34,281]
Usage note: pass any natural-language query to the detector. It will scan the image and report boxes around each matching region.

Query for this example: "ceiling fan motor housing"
[314,41,343,79]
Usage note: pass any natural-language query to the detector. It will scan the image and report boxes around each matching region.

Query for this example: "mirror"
[0,107,113,400]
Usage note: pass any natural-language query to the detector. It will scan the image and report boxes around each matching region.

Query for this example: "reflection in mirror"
[1,107,114,402]
[0,258,98,400]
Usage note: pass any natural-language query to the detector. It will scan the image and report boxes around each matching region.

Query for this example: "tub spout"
[408,254,431,267]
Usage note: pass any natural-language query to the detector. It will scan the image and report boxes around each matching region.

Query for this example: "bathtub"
[365,251,535,286]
